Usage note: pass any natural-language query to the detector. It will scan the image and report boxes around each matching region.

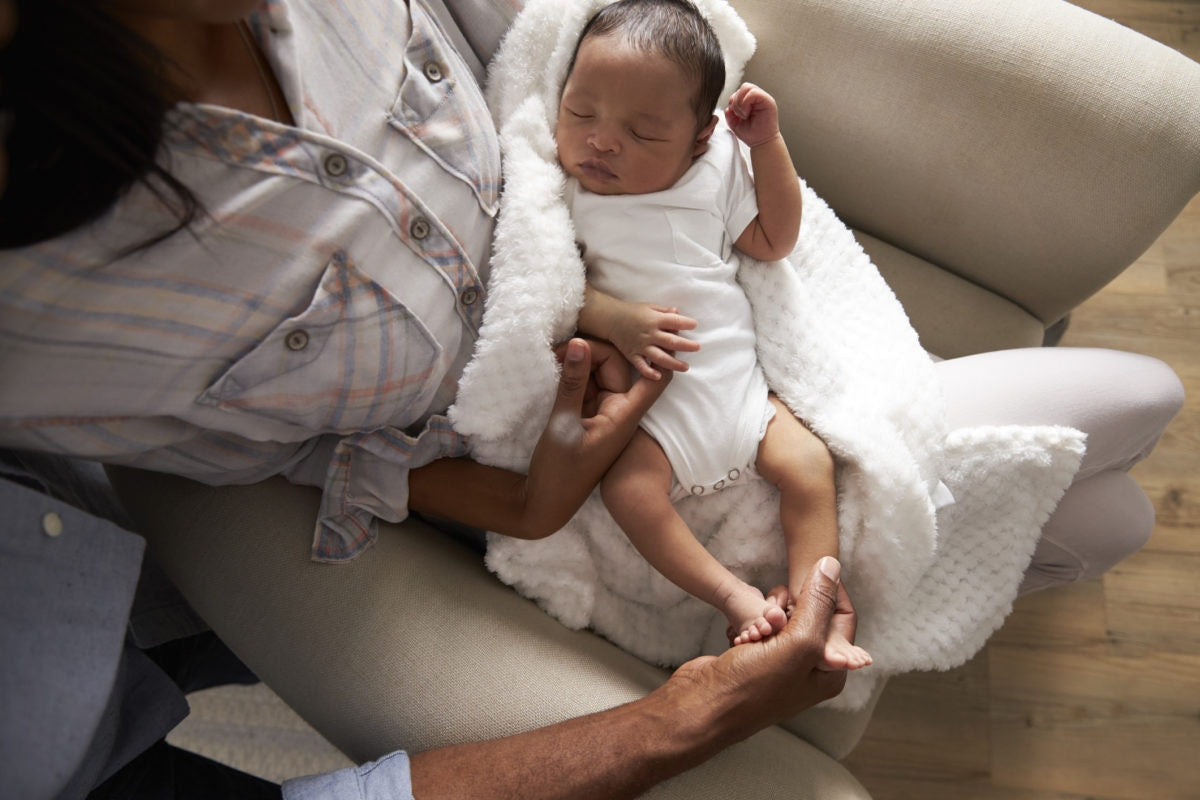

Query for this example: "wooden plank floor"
[843,3,1200,798]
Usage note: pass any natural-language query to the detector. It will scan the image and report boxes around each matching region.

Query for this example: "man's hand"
[662,557,853,741]
[406,557,855,800]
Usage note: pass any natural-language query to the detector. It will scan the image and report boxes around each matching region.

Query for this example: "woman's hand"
[408,338,668,538]
[519,337,670,535]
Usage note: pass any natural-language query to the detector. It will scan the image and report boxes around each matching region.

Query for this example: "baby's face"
[556,36,712,196]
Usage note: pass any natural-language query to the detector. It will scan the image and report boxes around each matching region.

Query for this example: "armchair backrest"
[736,0,1200,357]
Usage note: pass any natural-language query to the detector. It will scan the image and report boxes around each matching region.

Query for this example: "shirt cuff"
[282,750,414,800]
[310,415,470,563]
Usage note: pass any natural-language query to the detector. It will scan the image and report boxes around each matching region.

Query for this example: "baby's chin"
[572,170,680,196]
[577,178,627,195]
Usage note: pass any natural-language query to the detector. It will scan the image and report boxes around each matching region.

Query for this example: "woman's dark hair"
[0,0,200,250]
[568,0,726,130]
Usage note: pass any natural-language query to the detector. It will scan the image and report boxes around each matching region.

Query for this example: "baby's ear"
[692,115,719,157]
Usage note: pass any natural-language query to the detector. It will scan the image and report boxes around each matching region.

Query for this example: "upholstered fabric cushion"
[856,231,1044,358]
[737,0,1200,344]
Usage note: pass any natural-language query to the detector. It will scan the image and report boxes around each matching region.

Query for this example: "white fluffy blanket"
[448,0,1086,709]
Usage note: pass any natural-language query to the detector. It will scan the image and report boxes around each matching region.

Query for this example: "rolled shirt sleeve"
[282,751,414,800]
[305,416,470,562]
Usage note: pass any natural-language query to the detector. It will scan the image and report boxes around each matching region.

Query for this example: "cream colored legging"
[936,348,1184,594]
[107,347,1182,797]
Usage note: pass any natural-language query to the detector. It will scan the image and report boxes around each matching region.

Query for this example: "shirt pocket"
[389,2,501,214]
[199,253,443,434]
[667,208,732,269]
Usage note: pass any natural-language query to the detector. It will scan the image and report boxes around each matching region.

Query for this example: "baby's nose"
[587,127,619,153]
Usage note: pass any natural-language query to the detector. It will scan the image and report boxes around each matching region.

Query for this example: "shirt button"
[42,512,64,538]
[713,479,725,491]
[728,468,741,481]
[410,218,431,240]
[285,329,310,351]
[423,61,445,82]
[323,153,349,178]
[460,287,479,306]
[690,485,704,496]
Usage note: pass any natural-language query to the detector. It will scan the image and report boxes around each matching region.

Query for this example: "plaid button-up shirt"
[0,0,507,561]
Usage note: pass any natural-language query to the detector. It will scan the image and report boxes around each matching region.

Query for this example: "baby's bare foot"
[819,629,872,671]
[716,580,789,646]
[731,602,789,646]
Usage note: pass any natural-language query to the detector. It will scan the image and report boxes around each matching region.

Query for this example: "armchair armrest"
[736,0,1200,352]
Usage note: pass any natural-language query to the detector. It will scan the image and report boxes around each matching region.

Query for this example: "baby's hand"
[725,83,781,149]
[611,303,700,380]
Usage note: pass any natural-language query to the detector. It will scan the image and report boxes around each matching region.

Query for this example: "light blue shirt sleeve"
[281,751,414,800]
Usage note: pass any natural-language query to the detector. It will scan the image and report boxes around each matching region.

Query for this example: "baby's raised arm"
[578,284,700,380]
[725,83,802,262]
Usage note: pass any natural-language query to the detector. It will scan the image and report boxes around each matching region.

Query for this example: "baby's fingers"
[645,347,690,374]
[649,306,698,332]
[632,354,664,381]
[657,332,700,353]
[726,83,758,114]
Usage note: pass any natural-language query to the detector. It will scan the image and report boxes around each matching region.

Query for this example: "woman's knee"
[939,348,1183,478]
[1020,470,1156,594]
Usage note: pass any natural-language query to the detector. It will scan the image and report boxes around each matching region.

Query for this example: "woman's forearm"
[408,338,671,539]
[408,457,530,535]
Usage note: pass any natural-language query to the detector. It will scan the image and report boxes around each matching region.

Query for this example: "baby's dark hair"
[570,0,725,129]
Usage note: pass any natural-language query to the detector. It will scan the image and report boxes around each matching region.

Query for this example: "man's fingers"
[786,556,842,635]
[830,579,858,644]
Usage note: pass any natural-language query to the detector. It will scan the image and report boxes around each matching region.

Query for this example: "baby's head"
[555,0,725,195]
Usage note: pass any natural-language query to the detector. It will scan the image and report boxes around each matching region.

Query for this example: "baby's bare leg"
[756,395,871,669]
[601,429,787,645]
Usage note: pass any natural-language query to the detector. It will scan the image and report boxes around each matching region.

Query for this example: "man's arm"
[408,557,851,799]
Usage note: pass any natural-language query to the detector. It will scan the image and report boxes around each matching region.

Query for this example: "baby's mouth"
[579,159,616,181]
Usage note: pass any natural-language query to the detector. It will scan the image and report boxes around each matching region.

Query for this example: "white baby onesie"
[567,121,774,497]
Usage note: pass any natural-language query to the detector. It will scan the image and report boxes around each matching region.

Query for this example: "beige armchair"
[742,0,1200,360]
[109,0,1200,797]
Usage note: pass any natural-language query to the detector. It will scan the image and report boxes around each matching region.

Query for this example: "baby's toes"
[764,604,788,634]
[850,646,873,669]
[733,618,770,646]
